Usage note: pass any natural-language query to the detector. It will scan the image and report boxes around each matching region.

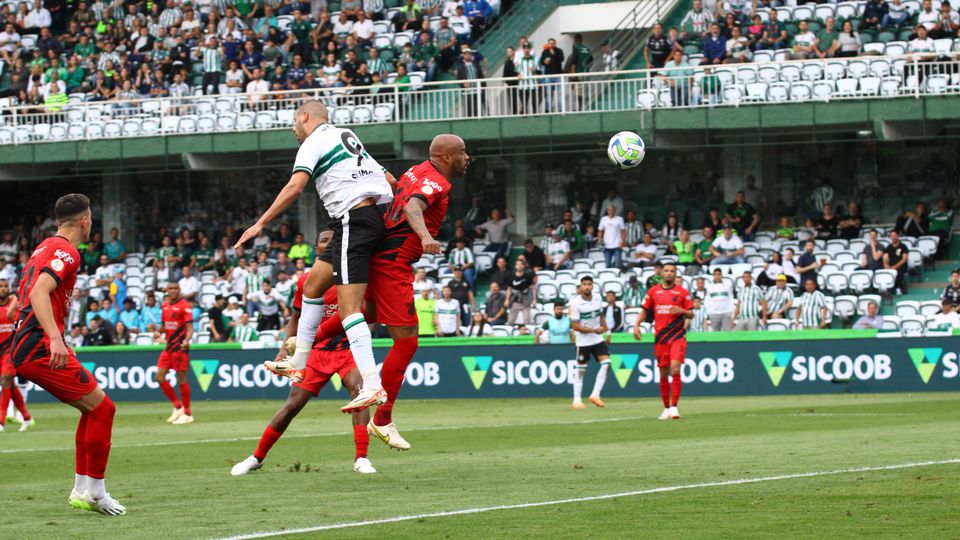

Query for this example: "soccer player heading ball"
[633,262,694,420]
[11,194,126,515]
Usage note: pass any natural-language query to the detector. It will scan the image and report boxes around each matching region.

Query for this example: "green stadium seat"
[785,22,799,36]
[384,0,403,7]
[683,44,701,55]
[860,32,875,44]
[807,21,822,33]
[898,28,914,41]
[877,31,896,43]
[328,0,341,11]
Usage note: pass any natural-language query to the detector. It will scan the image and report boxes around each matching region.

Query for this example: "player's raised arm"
[236,171,310,249]
[404,197,440,255]
[29,273,69,369]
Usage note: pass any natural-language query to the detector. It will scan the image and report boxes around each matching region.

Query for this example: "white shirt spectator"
[93,264,116,284]
[449,14,471,35]
[711,234,743,256]
[179,274,200,298]
[918,8,939,30]
[0,29,20,53]
[275,276,296,299]
[41,79,66,98]
[601,195,624,216]
[909,36,935,53]
[442,1,462,18]
[704,280,734,315]
[633,241,658,263]
[230,266,248,297]
[353,18,375,40]
[252,234,271,254]
[413,277,438,298]
[225,67,244,92]
[0,263,17,285]
[598,215,625,249]
[321,63,341,86]
[0,241,17,262]
[246,78,269,101]
[782,258,800,283]
[435,297,461,334]
[223,305,243,323]
[248,289,285,316]
[931,311,960,329]
[27,6,52,29]
[547,239,570,264]
[333,19,354,37]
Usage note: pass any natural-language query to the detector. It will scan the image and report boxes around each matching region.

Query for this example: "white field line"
[0,415,648,454]
[216,458,960,540]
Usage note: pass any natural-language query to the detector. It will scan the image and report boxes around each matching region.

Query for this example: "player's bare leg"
[265,261,335,382]
[171,370,193,424]
[572,361,587,409]
[232,387,312,475]
[589,358,610,408]
[369,324,416,450]
[69,387,125,516]
[155,367,183,422]
[668,360,682,419]
[0,373,32,432]
[342,370,375,472]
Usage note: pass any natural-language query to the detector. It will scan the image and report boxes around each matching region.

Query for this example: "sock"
[353,424,369,460]
[83,396,115,482]
[671,373,683,407]
[292,298,324,369]
[88,478,106,500]
[254,424,283,461]
[0,387,8,425]
[10,386,30,420]
[159,380,182,409]
[659,376,670,407]
[316,316,345,342]
[591,361,610,398]
[179,382,192,416]
[75,413,88,478]
[373,336,418,426]
[342,313,381,388]
[74,473,90,494]
[573,365,585,402]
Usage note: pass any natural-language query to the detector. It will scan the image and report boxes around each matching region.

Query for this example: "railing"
[1,54,958,145]
[588,0,668,73]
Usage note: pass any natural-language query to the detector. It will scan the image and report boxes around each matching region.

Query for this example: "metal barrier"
[1,53,958,145]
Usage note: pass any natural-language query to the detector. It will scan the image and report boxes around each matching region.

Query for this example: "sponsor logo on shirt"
[54,249,76,264]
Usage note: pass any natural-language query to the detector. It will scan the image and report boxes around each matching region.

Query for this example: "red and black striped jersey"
[0,297,15,354]
[161,299,193,352]
[641,284,694,345]
[15,236,79,340]
[383,160,451,238]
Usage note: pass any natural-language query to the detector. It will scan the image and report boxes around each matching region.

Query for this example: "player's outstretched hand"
[235,223,262,250]
[49,337,69,369]
[422,237,441,255]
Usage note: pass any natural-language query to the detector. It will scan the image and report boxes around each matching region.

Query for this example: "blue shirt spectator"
[465,0,493,19]
[703,25,726,64]
[104,228,126,262]
[119,300,142,332]
[141,297,162,330]
[99,299,119,326]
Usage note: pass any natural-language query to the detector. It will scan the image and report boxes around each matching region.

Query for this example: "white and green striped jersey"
[569,294,604,347]
[231,325,259,343]
[737,284,764,320]
[244,273,266,297]
[625,221,643,246]
[798,290,827,328]
[765,286,794,314]
[292,124,393,219]
[435,298,461,334]
[623,285,644,308]
[690,306,707,332]
[448,247,475,268]
[516,55,539,89]
[202,46,222,72]
[547,240,570,261]
[680,8,714,33]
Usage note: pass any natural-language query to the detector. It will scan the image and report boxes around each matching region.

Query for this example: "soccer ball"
[607,131,645,169]
[284,337,297,356]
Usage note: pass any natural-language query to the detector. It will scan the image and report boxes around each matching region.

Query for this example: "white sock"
[343,313,381,389]
[573,365,585,402]
[74,473,89,493]
[88,478,106,499]
[591,361,610,398]
[292,297,324,369]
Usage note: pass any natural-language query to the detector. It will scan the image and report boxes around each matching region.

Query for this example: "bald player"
[311,134,469,449]
[237,101,397,414]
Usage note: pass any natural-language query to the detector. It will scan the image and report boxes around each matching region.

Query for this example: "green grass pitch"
[1,393,958,539]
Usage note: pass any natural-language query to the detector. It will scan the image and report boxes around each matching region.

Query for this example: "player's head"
[742,270,753,286]
[316,229,333,253]
[662,262,677,285]
[293,100,328,143]
[0,278,8,299]
[441,285,452,299]
[54,193,92,242]
[579,276,594,296]
[166,281,181,302]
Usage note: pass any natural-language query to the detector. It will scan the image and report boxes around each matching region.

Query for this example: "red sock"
[373,336,418,426]
[75,413,88,476]
[353,424,369,460]
[159,380,182,409]
[254,424,283,461]
[83,396,115,479]
[179,382,191,416]
[10,386,31,421]
[659,378,670,407]
[671,374,683,407]
[316,316,345,342]
[0,387,9,425]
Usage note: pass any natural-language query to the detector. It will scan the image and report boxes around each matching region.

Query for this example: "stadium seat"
[490,325,512,337]
[802,62,823,81]
[790,80,813,101]
[373,103,395,122]
[884,41,907,56]
[237,112,255,129]
[102,121,121,138]
[736,66,758,84]
[880,316,901,332]
[780,64,802,82]
[848,270,874,294]
[815,4,835,21]
[197,115,217,132]
[792,5,813,20]
[900,315,925,337]
[19,34,36,51]
[926,75,949,94]
[255,111,277,129]
[161,115,180,133]
[768,82,790,102]
[835,78,859,96]
[825,273,849,295]
[277,109,295,126]
[847,61,869,78]
[603,280,624,296]
[135,334,153,345]
[880,77,901,96]
[826,62,847,80]
[217,114,237,130]
[636,89,657,110]
[863,43,885,55]
[745,82,768,101]
[758,66,780,84]
[813,80,834,100]
[860,76,881,95]
[394,31,414,48]
[766,319,791,331]
[177,117,197,133]
[332,107,353,124]
[66,108,84,123]
[352,105,373,124]
[537,282,559,301]
[833,295,858,320]
[919,301,941,317]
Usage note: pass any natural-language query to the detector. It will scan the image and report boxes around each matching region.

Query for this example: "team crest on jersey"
[422,185,434,195]
[51,259,64,272]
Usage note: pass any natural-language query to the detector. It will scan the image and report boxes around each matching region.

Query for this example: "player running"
[237,101,395,414]
[231,282,376,476]
[11,194,125,515]
[632,262,693,420]
[154,282,194,424]
[569,276,611,409]
[0,278,33,432]
[308,134,468,450]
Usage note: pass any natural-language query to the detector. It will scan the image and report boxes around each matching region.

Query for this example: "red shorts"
[157,350,189,371]
[0,352,15,377]
[293,348,356,397]
[16,354,98,403]
[654,340,687,367]
[366,232,420,328]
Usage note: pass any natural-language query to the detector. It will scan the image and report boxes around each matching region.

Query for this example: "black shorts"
[576,342,610,364]
[320,204,386,285]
